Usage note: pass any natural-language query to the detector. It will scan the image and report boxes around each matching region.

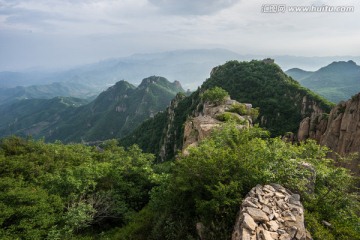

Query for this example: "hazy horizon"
[1,0,360,71]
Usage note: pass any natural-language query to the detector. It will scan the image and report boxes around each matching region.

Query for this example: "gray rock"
[267,220,279,231]
[242,213,257,231]
[246,207,269,222]
[262,205,272,215]
[232,184,311,240]
[243,199,259,208]
[260,229,275,240]
[291,194,301,201]
[279,233,291,240]
[321,220,332,228]
[282,210,296,222]
[263,185,276,192]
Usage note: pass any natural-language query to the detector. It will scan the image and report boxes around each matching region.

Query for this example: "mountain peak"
[287,60,360,103]
[138,76,184,93]
[139,76,168,87]
[102,80,135,96]
[323,60,359,71]
[113,80,134,89]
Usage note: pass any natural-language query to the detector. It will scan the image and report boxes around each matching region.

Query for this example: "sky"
[0,0,360,70]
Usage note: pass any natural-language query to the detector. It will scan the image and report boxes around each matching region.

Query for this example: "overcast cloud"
[0,0,359,70]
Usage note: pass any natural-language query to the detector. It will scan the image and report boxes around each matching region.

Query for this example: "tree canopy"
[0,125,359,239]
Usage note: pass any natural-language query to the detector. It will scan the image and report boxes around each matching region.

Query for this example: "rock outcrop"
[297,95,328,142]
[159,93,186,161]
[232,184,312,240]
[297,93,360,175]
[298,93,360,154]
[319,94,360,156]
[182,97,253,155]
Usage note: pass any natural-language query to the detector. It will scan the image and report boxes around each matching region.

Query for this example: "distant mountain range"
[0,82,97,105]
[1,49,360,96]
[0,76,183,142]
[286,60,360,103]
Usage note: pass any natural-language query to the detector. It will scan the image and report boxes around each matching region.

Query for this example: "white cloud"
[148,0,240,15]
[0,0,359,69]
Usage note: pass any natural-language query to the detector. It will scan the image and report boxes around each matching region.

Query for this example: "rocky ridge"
[182,97,253,155]
[232,184,312,240]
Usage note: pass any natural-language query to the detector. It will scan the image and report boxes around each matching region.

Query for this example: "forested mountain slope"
[122,60,333,161]
[286,60,360,103]
[0,76,183,142]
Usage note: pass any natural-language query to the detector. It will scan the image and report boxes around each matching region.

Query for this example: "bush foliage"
[0,125,359,239]
[0,137,156,239]
[201,87,229,105]
[119,124,359,240]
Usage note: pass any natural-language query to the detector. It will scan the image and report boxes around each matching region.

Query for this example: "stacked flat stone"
[232,184,312,240]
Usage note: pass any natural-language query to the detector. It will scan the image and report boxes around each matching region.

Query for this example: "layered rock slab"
[232,184,312,240]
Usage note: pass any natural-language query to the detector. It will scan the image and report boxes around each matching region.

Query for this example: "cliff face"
[298,93,360,174]
[159,93,186,161]
[298,93,360,154]
[297,95,329,142]
[319,93,360,155]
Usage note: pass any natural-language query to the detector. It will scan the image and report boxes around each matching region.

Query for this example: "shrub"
[215,112,246,125]
[201,87,229,105]
[146,123,359,240]
[228,103,260,121]
[228,103,247,115]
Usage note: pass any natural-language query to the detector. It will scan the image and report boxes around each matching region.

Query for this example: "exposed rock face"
[182,98,253,155]
[232,184,312,240]
[297,93,360,175]
[298,93,360,154]
[320,94,360,156]
[159,93,186,161]
[297,95,329,142]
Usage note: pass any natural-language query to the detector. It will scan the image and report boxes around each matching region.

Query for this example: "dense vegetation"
[0,137,156,239]
[286,60,360,103]
[1,124,359,239]
[1,60,357,239]
[121,91,201,161]
[125,124,358,240]
[122,60,333,160]
[200,86,229,104]
[202,60,334,136]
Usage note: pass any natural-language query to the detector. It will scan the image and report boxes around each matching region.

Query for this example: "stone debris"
[232,184,313,240]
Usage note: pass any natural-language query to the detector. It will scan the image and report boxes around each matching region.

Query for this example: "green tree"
[201,87,229,105]
[0,137,157,239]
[146,123,359,240]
